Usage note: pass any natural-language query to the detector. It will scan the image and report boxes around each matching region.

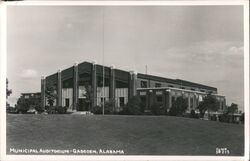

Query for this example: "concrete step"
[70,111,94,115]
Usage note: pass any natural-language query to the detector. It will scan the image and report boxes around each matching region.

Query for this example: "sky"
[7,6,244,111]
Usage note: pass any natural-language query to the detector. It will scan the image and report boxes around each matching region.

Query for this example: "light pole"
[102,7,105,115]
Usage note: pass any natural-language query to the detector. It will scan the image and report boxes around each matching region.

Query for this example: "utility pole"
[146,65,150,88]
[102,7,105,115]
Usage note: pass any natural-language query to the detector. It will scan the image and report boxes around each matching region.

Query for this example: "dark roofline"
[44,61,217,91]
[175,79,217,91]
[46,61,129,79]
[138,73,177,84]
[137,73,217,91]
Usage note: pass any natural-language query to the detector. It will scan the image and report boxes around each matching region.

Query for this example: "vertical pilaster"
[57,70,62,107]
[169,93,172,108]
[148,89,153,111]
[223,97,226,111]
[219,97,222,110]
[166,89,171,109]
[110,66,115,111]
[133,72,137,96]
[129,71,137,98]
[41,76,46,110]
[92,62,97,108]
[193,93,197,109]
[188,93,191,111]
[197,94,200,106]
[73,63,79,111]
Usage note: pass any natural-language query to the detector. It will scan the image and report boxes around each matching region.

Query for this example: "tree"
[16,94,42,113]
[30,96,42,112]
[45,86,57,106]
[169,96,188,116]
[227,103,238,114]
[223,103,239,123]
[16,97,30,113]
[197,94,220,118]
[6,79,12,98]
[6,79,12,112]
[120,96,142,115]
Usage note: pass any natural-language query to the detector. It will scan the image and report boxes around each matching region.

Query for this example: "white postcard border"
[0,1,249,161]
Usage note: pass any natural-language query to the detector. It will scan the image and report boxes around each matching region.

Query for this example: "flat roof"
[45,61,217,91]
[137,73,217,91]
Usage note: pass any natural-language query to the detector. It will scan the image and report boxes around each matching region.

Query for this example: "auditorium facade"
[41,61,226,113]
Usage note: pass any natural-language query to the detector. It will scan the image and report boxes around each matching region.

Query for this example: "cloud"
[164,41,243,64]
[20,69,38,79]
[66,23,73,29]
[227,46,244,55]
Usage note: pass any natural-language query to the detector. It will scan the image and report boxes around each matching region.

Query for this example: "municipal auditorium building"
[41,61,226,113]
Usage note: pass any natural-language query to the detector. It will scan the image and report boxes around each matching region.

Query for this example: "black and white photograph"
[1,1,249,161]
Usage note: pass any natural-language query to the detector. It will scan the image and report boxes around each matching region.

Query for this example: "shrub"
[56,106,67,114]
[210,115,217,121]
[47,106,56,114]
[104,101,114,114]
[120,96,142,115]
[150,103,166,115]
[46,106,67,114]
[92,105,102,114]
[92,100,115,115]
[168,106,179,116]
[6,106,17,113]
[190,109,199,119]
[218,113,230,123]
[190,109,195,117]
[240,113,244,124]
[34,105,44,113]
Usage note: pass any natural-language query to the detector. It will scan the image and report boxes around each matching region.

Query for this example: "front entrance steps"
[69,110,94,115]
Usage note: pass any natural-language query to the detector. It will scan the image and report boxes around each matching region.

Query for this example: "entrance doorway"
[65,98,70,107]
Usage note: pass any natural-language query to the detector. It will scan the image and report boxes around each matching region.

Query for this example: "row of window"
[140,81,208,93]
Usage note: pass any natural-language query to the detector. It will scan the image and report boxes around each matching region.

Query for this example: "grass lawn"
[7,114,244,156]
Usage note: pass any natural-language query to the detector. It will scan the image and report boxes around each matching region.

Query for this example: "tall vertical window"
[101,97,106,103]
[119,97,125,107]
